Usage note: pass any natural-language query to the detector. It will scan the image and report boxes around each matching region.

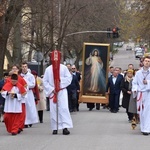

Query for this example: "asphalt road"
[0,44,149,150]
[111,42,140,70]
[0,104,150,150]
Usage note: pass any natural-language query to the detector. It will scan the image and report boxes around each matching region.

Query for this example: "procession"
[0,45,150,149]
[1,0,150,150]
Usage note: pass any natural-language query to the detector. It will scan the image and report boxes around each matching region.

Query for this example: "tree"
[116,0,150,44]
[63,0,120,69]
[1,0,122,76]
[133,0,150,44]
[0,0,24,78]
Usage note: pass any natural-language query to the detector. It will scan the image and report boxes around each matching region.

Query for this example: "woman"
[128,69,139,125]
[31,70,46,123]
[121,69,134,122]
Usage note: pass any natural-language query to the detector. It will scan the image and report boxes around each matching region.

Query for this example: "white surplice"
[1,87,23,113]
[20,72,38,124]
[132,67,150,133]
[43,64,73,130]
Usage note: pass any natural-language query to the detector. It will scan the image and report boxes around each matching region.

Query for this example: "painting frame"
[79,42,110,104]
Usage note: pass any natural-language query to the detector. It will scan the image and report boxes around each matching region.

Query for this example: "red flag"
[50,50,61,103]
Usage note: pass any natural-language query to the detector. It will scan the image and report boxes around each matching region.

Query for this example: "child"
[1,74,26,135]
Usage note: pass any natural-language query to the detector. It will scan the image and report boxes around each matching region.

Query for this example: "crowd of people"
[0,61,81,136]
[0,63,46,135]
[1,55,150,136]
[106,56,150,136]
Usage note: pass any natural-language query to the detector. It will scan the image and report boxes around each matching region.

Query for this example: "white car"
[118,42,124,47]
[126,45,132,50]
[135,50,144,58]
[134,47,142,53]
[113,42,124,47]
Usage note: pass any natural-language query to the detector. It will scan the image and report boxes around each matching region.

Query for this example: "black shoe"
[96,107,100,110]
[18,130,21,134]
[18,128,23,134]
[52,130,58,135]
[113,110,118,113]
[112,110,117,113]
[63,128,70,135]
[73,109,77,112]
[12,132,17,136]
[40,121,43,123]
[29,124,32,127]
[89,108,93,111]
[24,125,28,128]
[77,108,79,111]
[143,132,149,136]
[103,106,106,109]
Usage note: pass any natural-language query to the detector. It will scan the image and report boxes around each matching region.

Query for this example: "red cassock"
[5,75,27,130]
[18,75,27,130]
[2,81,26,134]
[4,113,22,134]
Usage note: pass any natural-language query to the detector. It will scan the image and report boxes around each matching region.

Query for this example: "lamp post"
[33,51,43,76]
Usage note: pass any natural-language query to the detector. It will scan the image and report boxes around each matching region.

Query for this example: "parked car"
[135,49,144,58]
[118,42,124,47]
[113,42,124,47]
[134,47,142,54]
[113,42,118,46]
[126,45,132,51]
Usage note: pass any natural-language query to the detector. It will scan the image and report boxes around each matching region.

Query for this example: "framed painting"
[79,42,110,104]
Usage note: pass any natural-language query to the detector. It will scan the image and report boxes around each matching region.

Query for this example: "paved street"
[0,104,150,150]
[1,43,150,150]
[111,42,140,70]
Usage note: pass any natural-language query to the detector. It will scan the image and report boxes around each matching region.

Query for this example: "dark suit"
[0,79,5,117]
[106,74,123,112]
[72,71,81,110]
[0,79,5,105]
[67,74,80,112]
[73,72,81,82]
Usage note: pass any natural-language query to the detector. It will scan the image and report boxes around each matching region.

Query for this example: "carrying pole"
[50,46,61,132]
[56,92,58,131]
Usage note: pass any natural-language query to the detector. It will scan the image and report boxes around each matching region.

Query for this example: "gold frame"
[79,42,110,104]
